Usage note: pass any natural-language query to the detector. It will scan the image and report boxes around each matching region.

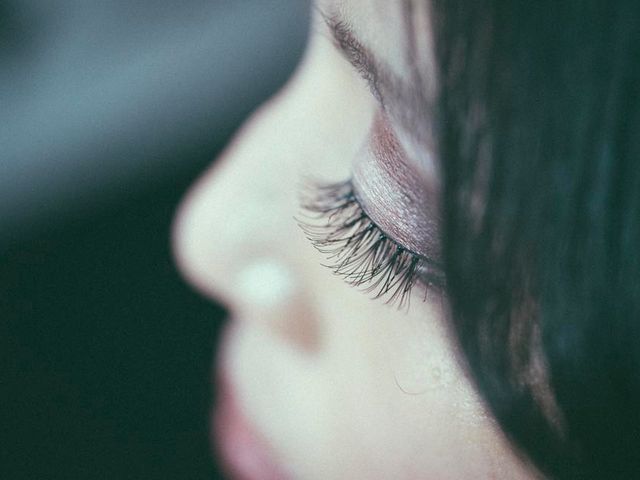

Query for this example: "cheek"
[382,307,539,480]
[337,304,526,480]
[228,282,516,480]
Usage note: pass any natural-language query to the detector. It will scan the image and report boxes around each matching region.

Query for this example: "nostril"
[234,257,320,353]
[236,259,297,309]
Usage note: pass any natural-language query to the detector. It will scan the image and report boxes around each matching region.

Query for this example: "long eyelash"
[297,180,443,309]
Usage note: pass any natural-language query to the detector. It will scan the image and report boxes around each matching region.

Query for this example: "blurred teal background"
[0,1,310,478]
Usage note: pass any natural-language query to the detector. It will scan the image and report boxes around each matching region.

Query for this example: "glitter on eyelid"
[352,110,441,262]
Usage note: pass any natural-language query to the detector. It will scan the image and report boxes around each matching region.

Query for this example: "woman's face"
[174,1,538,479]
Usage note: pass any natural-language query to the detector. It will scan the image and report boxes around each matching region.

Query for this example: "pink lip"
[213,346,292,480]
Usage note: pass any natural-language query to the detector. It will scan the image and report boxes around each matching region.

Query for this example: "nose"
[172,88,322,350]
[173,93,308,302]
[172,36,374,347]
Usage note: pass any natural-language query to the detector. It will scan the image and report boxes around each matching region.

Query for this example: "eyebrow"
[320,11,392,105]
[319,8,436,149]
[319,14,379,99]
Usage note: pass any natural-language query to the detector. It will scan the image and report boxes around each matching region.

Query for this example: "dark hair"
[430,1,640,478]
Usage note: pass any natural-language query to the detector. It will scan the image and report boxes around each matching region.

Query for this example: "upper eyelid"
[301,177,442,270]
[309,8,443,280]
[351,188,440,269]
[298,179,445,305]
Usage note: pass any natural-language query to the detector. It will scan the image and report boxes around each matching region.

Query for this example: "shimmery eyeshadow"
[352,110,441,262]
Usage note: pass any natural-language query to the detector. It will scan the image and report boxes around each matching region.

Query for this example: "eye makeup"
[300,8,443,307]
[298,179,444,308]
[352,110,441,262]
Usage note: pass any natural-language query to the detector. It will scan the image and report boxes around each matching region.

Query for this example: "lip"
[213,331,292,480]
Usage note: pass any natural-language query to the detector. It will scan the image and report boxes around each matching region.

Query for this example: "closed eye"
[297,179,445,309]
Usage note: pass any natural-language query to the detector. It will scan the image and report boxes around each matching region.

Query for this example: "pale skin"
[173,1,541,478]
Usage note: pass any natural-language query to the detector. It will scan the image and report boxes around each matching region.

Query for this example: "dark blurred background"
[0,1,310,478]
